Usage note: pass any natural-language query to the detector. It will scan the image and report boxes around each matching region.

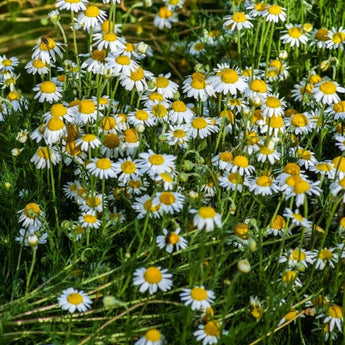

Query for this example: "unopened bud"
[238,259,251,273]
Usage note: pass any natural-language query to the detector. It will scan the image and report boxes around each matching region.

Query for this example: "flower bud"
[279,50,288,60]
[238,259,251,273]
[183,160,194,171]
[135,123,145,133]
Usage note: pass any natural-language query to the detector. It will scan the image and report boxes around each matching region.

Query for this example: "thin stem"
[25,247,37,296]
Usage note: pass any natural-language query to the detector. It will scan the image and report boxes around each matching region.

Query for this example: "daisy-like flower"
[32,37,64,64]
[330,176,345,200]
[208,64,247,96]
[189,40,206,57]
[261,94,286,118]
[75,134,102,151]
[182,72,215,102]
[283,208,312,229]
[15,225,48,247]
[190,206,222,231]
[292,147,317,169]
[63,181,81,199]
[286,112,315,135]
[256,144,281,165]
[100,133,121,158]
[291,79,314,104]
[122,127,140,156]
[18,203,43,228]
[75,99,99,124]
[135,329,165,345]
[86,157,116,179]
[166,124,190,149]
[93,31,125,53]
[188,116,219,139]
[168,100,195,124]
[33,81,62,103]
[153,6,178,30]
[277,309,303,326]
[180,286,215,311]
[245,78,271,102]
[280,270,303,288]
[147,102,170,122]
[81,49,106,74]
[113,157,141,183]
[279,248,314,268]
[31,146,61,169]
[229,155,255,176]
[153,73,179,99]
[265,59,289,81]
[153,191,184,214]
[57,287,92,313]
[310,28,330,49]
[80,193,105,212]
[331,155,345,179]
[326,100,345,120]
[246,2,267,18]
[312,79,345,105]
[78,211,101,229]
[280,24,309,48]
[246,173,280,196]
[137,149,176,179]
[320,305,344,332]
[211,151,233,171]
[0,55,19,72]
[218,172,244,192]
[77,5,107,31]
[267,215,290,237]
[132,194,161,219]
[325,26,345,50]
[120,66,153,92]
[44,117,67,144]
[194,320,223,345]
[105,53,139,77]
[311,248,338,270]
[42,103,75,122]
[263,4,287,23]
[156,228,188,253]
[133,266,172,294]
[223,11,253,31]
[25,59,54,75]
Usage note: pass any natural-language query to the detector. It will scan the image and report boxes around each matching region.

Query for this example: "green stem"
[25,247,37,296]
[70,10,82,98]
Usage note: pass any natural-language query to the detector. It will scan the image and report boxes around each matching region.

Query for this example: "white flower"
[57,287,92,313]
[133,266,172,294]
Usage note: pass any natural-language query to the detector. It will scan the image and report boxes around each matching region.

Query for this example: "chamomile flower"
[326,100,345,120]
[256,144,281,164]
[120,66,153,92]
[113,157,141,183]
[153,6,178,30]
[154,191,185,214]
[77,5,107,30]
[31,146,61,169]
[326,26,345,50]
[292,147,317,169]
[311,248,338,270]
[105,53,139,77]
[79,211,101,229]
[286,112,315,135]
[75,99,99,124]
[246,173,280,196]
[42,103,75,122]
[263,4,287,23]
[265,59,289,81]
[211,151,233,171]
[261,94,286,118]
[310,28,330,49]
[223,11,253,31]
[16,225,48,247]
[189,41,206,57]
[32,37,64,64]
[246,2,267,17]
[285,177,320,207]
[18,203,44,228]
[245,78,271,102]
[148,102,170,122]
[169,100,195,123]
[6,90,29,112]
[267,215,290,237]
[277,309,303,326]
[312,79,345,105]
[283,208,312,229]
[0,55,19,72]
[93,32,125,53]
[218,172,244,192]
[80,193,105,213]
[133,266,172,294]
[229,155,255,176]
[63,181,81,199]
[208,65,247,96]
[190,206,222,232]
[135,329,165,345]
[180,286,215,311]
[320,305,344,332]
[188,116,219,139]
[81,49,106,74]
[153,73,179,99]
[156,228,188,253]
[33,81,62,103]
[100,133,121,158]
[137,150,176,179]
[122,128,140,155]
[57,287,92,313]
[279,248,314,268]
[75,134,102,151]
[182,72,215,102]
[44,117,67,144]
[132,194,161,219]
[194,320,224,345]
[86,157,116,179]
[166,124,190,148]
[280,24,309,47]
[25,58,51,75]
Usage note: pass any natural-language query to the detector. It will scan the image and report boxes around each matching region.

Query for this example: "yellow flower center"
[39,37,56,50]
[170,101,186,113]
[152,104,167,118]
[268,4,282,14]
[33,59,46,68]
[143,199,160,212]
[149,154,164,165]
[23,203,41,218]
[173,129,186,138]
[85,5,100,17]
[232,12,246,23]
[149,92,164,102]
[67,293,83,305]
[334,101,345,112]
[233,155,249,168]
[286,175,302,187]
[221,68,239,84]
[86,196,101,207]
[297,149,312,160]
[256,176,272,187]
[319,81,337,95]
[130,67,144,81]
[315,28,329,41]
[101,20,114,33]
[292,213,303,222]
[332,32,345,44]
[288,27,303,39]
[319,249,333,260]
[103,32,117,42]
[266,96,281,108]
[259,145,274,155]
[91,49,106,61]
[158,6,172,19]
[282,270,296,283]
[190,287,207,300]
[254,3,267,11]
[144,267,162,283]
[339,177,345,188]
[192,117,207,129]
[165,232,179,244]
[40,81,56,93]
[135,110,149,121]
[128,179,141,189]
[159,191,175,205]
[204,321,220,337]
[103,133,120,148]
[332,156,345,172]
[219,151,233,162]
[2,58,12,66]
[291,114,308,127]
[156,76,169,88]
[193,42,205,51]
[121,161,136,174]
[124,128,138,143]
[101,116,116,130]
[145,329,161,341]
[50,103,67,117]
[270,116,284,128]
[284,163,300,175]
[96,158,112,170]
[82,134,96,143]
[116,55,130,65]
[198,206,216,219]
[79,99,96,114]
[327,305,343,318]
[228,172,242,184]
[191,78,206,89]
[271,215,285,229]
[66,141,82,155]
[234,223,248,237]
[309,74,322,84]
[83,214,97,223]
[47,117,64,131]
[290,249,306,261]
[293,178,311,193]
[37,147,52,159]
[160,172,173,182]
[249,79,267,93]
[285,310,297,321]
